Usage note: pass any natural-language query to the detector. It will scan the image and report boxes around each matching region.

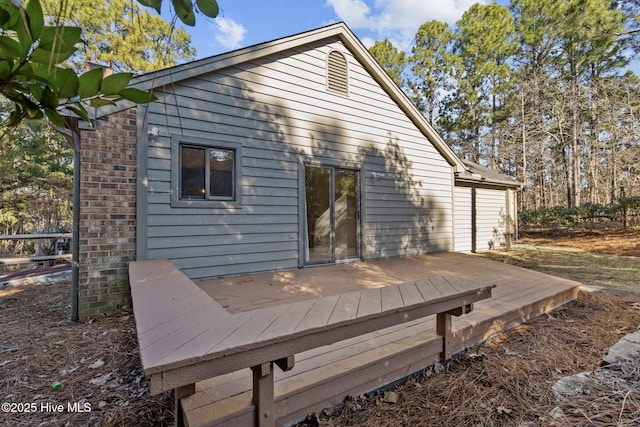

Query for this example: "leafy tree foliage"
[0,0,158,127]
[443,3,517,164]
[0,102,72,237]
[42,0,196,73]
[408,21,453,126]
[368,39,407,88]
[139,0,219,27]
[0,0,219,129]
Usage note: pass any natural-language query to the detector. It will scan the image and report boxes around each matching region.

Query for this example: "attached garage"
[454,186,473,252]
[454,161,521,252]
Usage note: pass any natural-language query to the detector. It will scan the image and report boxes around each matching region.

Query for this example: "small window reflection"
[210,149,234,198]
[181,146,205,199]
[180,145,235,200]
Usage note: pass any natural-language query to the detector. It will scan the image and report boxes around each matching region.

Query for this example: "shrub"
[519,198,639,230]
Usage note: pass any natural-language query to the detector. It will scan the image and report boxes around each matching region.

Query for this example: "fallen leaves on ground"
[520,225,640,257]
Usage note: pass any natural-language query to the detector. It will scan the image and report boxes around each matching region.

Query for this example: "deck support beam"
[175,383,196,427]
[251,356,295,427]
[436,312,453,361]
[437,304,474,361]
[252,362,275,427]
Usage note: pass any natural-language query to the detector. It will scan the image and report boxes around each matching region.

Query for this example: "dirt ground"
[519,226,640,258]
[1,228,639,427]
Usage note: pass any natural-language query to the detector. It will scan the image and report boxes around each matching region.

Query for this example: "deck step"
[182,276,579,427]
[182,317,442,427]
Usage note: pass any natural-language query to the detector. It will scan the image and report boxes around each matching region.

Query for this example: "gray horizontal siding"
[475,188,507,250]
[148,240,298,260]
[140,38,455,279]
[147,231,297,250]
[181,257,299,279]
[147,212,296,226]
[147,223,298,238]
[453,187,472,252]
[172,250,299,273]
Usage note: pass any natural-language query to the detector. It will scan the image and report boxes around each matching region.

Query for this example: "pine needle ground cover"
[1,229,639,426]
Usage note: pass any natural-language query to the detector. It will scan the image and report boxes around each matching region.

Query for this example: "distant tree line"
[368,0,640,211]
[519,197,640,230]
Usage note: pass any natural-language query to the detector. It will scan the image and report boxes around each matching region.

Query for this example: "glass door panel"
[335,169,359,260]
[305,166,332,262]
[304,166,359,264]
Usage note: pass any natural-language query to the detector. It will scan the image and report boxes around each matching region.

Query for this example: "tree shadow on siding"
[157,76,451,278]
[150,78,305,277]
[303,115,450,260]
[357,133,450,258]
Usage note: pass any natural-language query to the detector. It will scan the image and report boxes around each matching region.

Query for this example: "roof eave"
[455,173,524,189]
[88,22,466,174]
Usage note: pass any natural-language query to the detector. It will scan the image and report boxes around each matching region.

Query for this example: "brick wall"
[78,108,137,319]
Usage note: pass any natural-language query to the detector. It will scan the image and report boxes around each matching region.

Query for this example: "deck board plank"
[293,295,341,333]
[398,281,425,306]
[214,304,291,350]
[129,260,230,335]
[150,310,258,368]
[137,297,226,351]
[327,291,361,323]
[356,288,382,317]
[414,278,442,300]
[380,285,404,311]
[256,299,317,341]
[428,275,458,298]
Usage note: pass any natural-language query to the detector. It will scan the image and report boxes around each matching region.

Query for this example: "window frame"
[170,135,242,209]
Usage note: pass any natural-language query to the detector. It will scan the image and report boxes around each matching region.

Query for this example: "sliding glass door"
[304,166,360,264]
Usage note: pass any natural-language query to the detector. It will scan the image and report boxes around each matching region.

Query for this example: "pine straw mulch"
[0,281,172,427]
[519,225,640,258]
[300,292,640,427]
[2,240,640,426]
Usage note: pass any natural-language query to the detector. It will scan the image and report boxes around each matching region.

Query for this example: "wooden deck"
[177,252,580,426]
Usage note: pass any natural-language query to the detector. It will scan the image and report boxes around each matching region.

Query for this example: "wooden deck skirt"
[129,259,496,427]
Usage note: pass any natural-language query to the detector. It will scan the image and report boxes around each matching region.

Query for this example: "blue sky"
[180,0,493,59]
[165,0,638,75]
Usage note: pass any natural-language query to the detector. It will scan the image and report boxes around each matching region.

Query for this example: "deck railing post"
[251,362,275,427]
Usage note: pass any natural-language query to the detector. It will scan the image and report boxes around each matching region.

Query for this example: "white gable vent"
[327,50,348,95]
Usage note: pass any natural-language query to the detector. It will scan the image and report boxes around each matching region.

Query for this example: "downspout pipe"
[70,130,80,321]
[56,120,80,322]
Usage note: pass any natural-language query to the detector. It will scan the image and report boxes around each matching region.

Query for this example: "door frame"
[298,159,363,267]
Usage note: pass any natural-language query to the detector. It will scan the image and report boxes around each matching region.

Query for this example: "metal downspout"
[56,121,81,322]
[71,131,80,321]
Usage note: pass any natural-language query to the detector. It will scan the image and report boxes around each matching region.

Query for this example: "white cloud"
[213,17,247,49]
[326,0,486,51]
[360,36,377,49]
[326,0,373,28]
